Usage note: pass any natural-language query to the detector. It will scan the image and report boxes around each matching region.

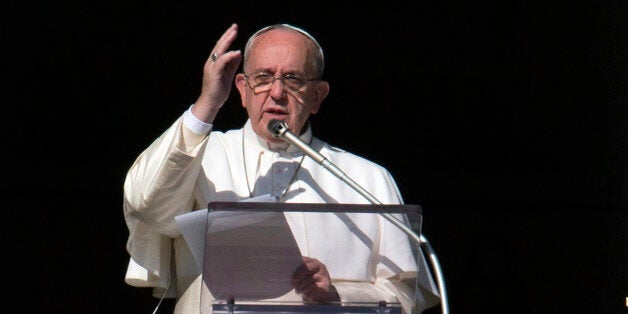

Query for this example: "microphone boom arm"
[268,119,449,314]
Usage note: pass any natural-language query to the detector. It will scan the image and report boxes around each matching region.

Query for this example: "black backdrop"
[3,2,626,313]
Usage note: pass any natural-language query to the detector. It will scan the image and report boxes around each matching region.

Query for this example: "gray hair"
[243,24,325,78]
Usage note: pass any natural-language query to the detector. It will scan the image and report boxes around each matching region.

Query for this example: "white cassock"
[123,109,440,313]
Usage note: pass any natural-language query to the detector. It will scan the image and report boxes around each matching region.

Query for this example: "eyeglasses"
[244,72,320,93]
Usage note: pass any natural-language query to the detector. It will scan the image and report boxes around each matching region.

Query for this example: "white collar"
[243,119,313,153]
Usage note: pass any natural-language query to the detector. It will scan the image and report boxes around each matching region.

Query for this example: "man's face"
[235,29,328,144]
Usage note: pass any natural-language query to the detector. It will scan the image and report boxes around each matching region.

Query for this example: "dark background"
[3,1,626,313]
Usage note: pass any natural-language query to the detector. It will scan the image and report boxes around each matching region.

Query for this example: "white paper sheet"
[175,194,304,300]
[174,194,277,268]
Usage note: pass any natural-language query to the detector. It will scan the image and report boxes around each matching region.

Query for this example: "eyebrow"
[249,69,306,76]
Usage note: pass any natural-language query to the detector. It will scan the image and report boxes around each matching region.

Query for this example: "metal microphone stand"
[269,120,449,314]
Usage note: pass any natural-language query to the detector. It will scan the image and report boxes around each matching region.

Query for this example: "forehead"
[247,29,315,72]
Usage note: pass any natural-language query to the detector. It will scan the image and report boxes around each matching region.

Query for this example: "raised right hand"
[192,23,242,123]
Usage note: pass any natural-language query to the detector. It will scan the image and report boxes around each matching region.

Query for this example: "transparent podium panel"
[211,300,402,314]
[200,202,422,314]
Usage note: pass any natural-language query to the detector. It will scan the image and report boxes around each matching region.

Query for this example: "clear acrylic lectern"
[200,201,423,314]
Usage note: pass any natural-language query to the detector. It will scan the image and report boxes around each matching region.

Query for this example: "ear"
[310,80,329,114]
[235,73,247,108]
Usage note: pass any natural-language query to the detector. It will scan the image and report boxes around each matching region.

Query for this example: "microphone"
[268,119,327,165]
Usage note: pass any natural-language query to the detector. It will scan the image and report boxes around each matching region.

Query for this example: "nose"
[269,77,287,98]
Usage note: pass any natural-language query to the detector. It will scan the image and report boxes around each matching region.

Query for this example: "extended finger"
[211,23,238,60]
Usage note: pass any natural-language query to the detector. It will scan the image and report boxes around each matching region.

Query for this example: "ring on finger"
[210,53,218,62]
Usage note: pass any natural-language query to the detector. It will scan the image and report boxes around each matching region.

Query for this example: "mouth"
[264,108,288,119]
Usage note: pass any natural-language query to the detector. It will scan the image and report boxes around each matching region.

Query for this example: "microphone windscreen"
[268,119,288,138]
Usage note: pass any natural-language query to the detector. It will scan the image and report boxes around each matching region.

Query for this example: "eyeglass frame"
[243,72,321,93]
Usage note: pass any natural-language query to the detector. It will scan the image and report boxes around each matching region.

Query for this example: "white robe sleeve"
[122,115,208,290]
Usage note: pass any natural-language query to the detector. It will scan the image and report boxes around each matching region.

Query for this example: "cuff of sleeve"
[183,105,213,134]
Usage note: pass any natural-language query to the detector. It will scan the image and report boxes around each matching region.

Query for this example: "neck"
[267,140,290,151]
[244,119,312,153]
